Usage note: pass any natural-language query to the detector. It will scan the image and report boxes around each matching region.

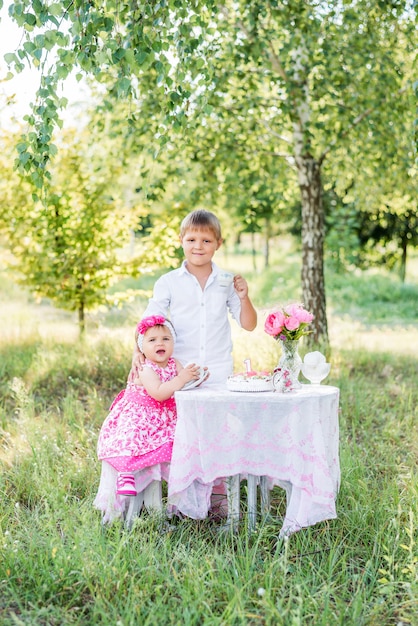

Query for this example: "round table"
[168,384,340,536]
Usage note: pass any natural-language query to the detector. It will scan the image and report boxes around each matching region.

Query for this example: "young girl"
[93,315,202,523]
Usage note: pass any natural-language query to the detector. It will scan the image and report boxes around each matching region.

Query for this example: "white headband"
[136,315,176,352]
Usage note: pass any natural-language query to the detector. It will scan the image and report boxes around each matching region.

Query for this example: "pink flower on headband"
[137,315,167,335]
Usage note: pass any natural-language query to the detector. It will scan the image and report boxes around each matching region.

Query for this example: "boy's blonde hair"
[180,210,222,240]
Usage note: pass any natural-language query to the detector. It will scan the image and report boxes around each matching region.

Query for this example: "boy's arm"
[234,275,257,331]
[132,274,172,376]
[130,345,145,379]
[143,274,171,318]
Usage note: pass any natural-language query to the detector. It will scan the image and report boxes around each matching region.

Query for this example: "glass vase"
[275,339,302,391]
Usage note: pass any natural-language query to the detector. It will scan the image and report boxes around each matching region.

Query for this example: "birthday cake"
[227,359,273,392]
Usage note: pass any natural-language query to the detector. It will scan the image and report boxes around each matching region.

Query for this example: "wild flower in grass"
[9,377,30,406]
[257,587,266,597]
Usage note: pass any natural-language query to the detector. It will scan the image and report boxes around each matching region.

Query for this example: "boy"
[139,209,257,384]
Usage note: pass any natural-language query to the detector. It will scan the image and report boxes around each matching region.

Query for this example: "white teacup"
[218,272,234,288]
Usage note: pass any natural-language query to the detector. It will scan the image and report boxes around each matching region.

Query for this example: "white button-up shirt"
[143,261,242,384]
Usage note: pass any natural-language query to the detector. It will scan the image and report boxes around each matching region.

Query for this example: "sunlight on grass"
[328,316,417,355]
[1,246,417,625]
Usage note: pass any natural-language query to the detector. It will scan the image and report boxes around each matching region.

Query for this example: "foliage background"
[1,0,416,344]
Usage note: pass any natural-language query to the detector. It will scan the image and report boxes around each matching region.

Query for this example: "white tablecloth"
[168,384,340,535]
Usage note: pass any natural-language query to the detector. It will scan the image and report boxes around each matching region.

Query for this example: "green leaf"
[34,34,45,48]
[23,41,36,53]
[154,60,165,74]
[170,91,181,103]
[136,51,149,65]
[18,151,31,166]
[16,142,29,154]
[116,77,131,96]
[24,13,37,26]
[124,49,135,65]
[56,64,70,79]
[4,53,18,65]
[112,48,126,63]
[48,3,63,17]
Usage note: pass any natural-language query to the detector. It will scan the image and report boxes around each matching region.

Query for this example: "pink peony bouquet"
[264,303,314,341]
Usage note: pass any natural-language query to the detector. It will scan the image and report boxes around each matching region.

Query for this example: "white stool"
[124,480,163,529]
[226,475,271,532]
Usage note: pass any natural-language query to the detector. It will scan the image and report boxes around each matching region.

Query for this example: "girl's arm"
[137,361,200,402]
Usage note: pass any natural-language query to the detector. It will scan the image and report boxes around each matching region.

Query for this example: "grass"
[0,243,417,625]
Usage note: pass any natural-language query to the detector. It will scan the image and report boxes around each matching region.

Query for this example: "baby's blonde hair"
[180,210,222,240]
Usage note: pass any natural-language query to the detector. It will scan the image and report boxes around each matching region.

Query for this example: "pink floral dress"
[97,357,178,472]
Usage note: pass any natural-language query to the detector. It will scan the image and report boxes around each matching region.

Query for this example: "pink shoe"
[116,473,137,496]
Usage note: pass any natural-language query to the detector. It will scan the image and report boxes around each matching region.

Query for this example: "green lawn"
[1,247,417,625]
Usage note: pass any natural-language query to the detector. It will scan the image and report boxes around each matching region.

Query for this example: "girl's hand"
[179,363,201,385]
[198,367,210,386]
[233,274,249,300]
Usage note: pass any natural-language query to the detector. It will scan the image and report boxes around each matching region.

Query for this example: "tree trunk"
[400,238,407,283]
[296,155,329,348]
[264,217,271,269]
[251,232,257,271]
[289,39,328,348]
[78,303,85,337]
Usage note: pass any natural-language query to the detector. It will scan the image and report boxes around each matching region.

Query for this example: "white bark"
[291,38,328,346]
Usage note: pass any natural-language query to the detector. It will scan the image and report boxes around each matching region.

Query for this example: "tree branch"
[259,119,292,144]
[318,84,410,165]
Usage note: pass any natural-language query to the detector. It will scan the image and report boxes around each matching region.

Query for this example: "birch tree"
[3,0,415,345]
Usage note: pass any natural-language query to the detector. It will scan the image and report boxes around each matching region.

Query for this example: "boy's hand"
[131,346,145,379]
[234,274,258,331]
[233,274,249,300]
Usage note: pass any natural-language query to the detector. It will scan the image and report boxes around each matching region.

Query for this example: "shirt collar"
[180,260,219,276]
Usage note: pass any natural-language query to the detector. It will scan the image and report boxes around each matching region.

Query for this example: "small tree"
[0,128,140,335]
